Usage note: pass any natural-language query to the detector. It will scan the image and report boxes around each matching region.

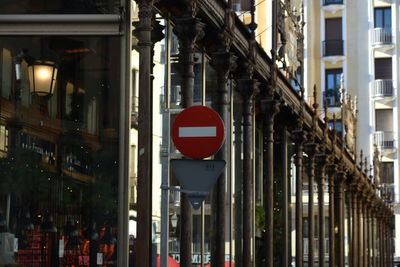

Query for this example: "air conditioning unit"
[232,3,241,12]
[0,233,17,265]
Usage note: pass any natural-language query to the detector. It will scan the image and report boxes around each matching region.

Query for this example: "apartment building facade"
[304,0,400,263]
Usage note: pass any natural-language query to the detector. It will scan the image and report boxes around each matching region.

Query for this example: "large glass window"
[324,68,342,107]
[374,7,392,28]
[0,0,119,14]
[0,36,120,267]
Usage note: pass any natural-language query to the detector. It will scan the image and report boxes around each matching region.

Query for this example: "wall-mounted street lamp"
[170,213,178,229]
[15,51,58,97]
[27,60,58,97]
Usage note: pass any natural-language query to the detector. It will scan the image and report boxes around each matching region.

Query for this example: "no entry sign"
[171,105,225,159]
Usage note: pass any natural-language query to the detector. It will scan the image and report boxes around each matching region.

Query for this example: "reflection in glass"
[0,36,120,267]
[233,88,243,264]
[0,0,119,14]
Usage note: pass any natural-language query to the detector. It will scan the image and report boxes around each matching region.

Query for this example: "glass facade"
[0,0,119,14]
[0,36,120,266]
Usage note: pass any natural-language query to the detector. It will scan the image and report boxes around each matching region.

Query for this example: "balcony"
[322,40,344,63]
[374,131,396,153]
[371,28,394,50]
[322,0,344,13]
[372,79,395,101]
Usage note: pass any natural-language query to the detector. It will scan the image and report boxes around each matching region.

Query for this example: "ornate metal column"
[261,90,280,267]
[358,194,364,267]
[135,1,155,265]
[362,194,367,267]
[366,203,371,267]
[238,75,258,267]
[282,126,289,267]
[326,163,336,267]
[211,49,236,267]
[350,187,358,267]
[175,11,205,266]
[334,171,345,267]
[378,211,385,267]
[382,216,389,267]
[371,209,376,267]
[304,90,319,267]
[357,195,363,267]
[293,121,306,267]
[305,142,316,267]
[315,151,327,267]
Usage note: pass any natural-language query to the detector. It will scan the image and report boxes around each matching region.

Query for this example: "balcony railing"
[322,40,344,57]
[372,79,394,98]
[371,28,393,46]
[323,0,343,5]
[374,131,395,149]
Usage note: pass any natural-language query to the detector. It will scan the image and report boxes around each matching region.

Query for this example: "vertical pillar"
[238,77,258,267]
[351,188,358,267]
[345,190,352,267]
[384,215,388,267]
[293,127,306,267]
[366,206,371,267]
[175,16,205,266]
[211,51,237,267]
[376,216,382,267]
[316,153,327,267]
[334,174,345,267]
[261,95,280,266]
[326,164,336,267]
[379,214,383,267]
[305,140,318,267]
[135,1,154,265]
[358,196,363,267]
[282,127,289,267]
[371,211,376,267]
[362,199,367,267]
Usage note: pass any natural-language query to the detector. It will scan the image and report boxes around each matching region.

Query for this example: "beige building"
[304,0,400,263]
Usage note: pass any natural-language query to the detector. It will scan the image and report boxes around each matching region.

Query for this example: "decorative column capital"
[211,51,237,81]
[237,77,260,100]
[326,163,337,178]
[315,153,328,167]
[304,141,318,158]
[135,0,154,19]
[292,128,306,146]
[315,153,328,179]
[175,17,205,50]
[260,96,280,119]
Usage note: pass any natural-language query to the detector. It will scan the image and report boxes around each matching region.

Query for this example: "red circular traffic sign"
[172,105,225,159]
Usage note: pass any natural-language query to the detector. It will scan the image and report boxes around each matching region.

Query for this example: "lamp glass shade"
[170,213,178,228]
[28,60,58,96]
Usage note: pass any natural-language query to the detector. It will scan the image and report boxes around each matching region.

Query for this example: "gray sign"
[170,159,226,209]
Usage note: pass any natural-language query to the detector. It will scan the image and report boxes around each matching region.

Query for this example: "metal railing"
[323,0,343,5]
[322,39,344,57]
[371,28,393,46]
[374,131,395,149]
[372,79,394,98]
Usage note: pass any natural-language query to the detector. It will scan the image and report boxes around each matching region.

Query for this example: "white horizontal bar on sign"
[179,126,216,137]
